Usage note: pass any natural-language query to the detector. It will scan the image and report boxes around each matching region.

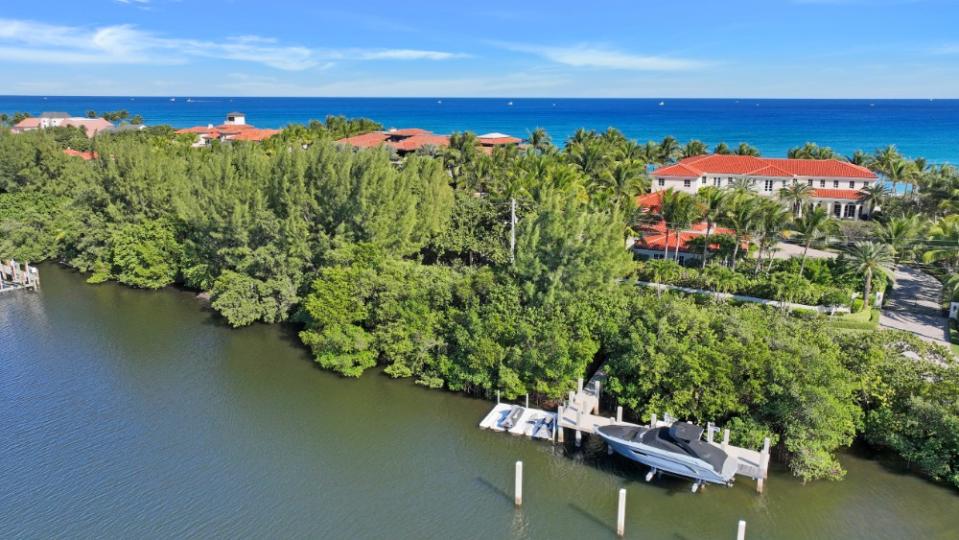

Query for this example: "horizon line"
[0,94,956,101]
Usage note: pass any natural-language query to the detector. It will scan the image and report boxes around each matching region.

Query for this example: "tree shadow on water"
[475,476,512,505]
[567,502,614,535]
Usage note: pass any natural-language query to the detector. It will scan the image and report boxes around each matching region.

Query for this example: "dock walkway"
[0,260,40,294]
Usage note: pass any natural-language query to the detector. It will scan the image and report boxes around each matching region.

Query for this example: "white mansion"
[650,154,878,219]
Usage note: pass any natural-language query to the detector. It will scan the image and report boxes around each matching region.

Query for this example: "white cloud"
[355,49,468,61]
[498,42,703,71]
[0,18,466,71]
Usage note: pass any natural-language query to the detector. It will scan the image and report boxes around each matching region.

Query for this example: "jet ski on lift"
[596,421,738,493]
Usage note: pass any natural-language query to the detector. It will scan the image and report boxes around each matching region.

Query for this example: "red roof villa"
[650,154,878,220]
[175,112,280,146]
[336,129,523,155]
[11,112,114,137]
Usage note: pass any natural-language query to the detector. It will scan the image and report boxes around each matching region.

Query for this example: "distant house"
[11,112,114,137]
[476,132,523,154]
[650,154,878,219]
[175,113,280,147]
[337,128,450,156]
[336,128,523,156]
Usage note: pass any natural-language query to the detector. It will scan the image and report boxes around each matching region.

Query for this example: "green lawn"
[830,308,880,331]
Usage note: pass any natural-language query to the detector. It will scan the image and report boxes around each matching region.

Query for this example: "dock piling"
[722,428,730,450]
[514,461,523,506]
[737,520,746,540]
[616,406,623,423]
[650,413,657,428]
[556,405,564,443]
[616,488,626,537]
[525,393,529,409]
[497,390,500,404]
[577,378,583,393]
[593,382,601,414]
[707,422,715,443]
[757,437,771,493]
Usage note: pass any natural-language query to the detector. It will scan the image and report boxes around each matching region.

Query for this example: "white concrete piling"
[737,519,746,540]
[616,488,626,537]
[525,393,529,409]
[514,461,523,507]
[707,422,715,443]
[722,428,730,450]
[556,405,564,443]
[616,406,623,423]
[568,390,575,405]
[497,390,501,404]
[593,381,601,413]
[577,378,584,393]
[757,437,771,493]
[650,413,657,428]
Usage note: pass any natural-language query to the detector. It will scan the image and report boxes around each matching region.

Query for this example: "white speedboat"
[597,422,738,491]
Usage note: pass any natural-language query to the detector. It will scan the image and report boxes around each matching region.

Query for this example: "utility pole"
[510,197,517,265]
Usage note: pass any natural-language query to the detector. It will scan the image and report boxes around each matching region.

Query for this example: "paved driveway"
[879,266,951,345]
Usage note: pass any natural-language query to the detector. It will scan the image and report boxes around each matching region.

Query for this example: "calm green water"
[2,265,958,539]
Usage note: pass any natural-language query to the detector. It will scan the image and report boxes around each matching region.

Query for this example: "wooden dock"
[0,259,40,294]
[481,368,772,493]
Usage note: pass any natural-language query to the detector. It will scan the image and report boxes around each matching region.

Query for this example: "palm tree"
[754,200,793,275]
[791,206,835,274]
[728,177,755,192]
[723,194,761,270]
[641,141,661,163]
[660,189,701,260]
[922,216,959,272]
[847,241,896,308]
[734,142,761,156]
[681,140,708,158]
[568,141,608,182]
[713,142,731,155]
[779,182,813,217]
[658,136,681,164]
[878,215,921,264]
[596,161,649,209]
[443,131,479,187]
[527,128,552,154]
[859,183,888,217]
[788,142,837,160]
[846,149,869,166]
[944,273,959,303]
[696,187,729,268]
[885,158,916,196]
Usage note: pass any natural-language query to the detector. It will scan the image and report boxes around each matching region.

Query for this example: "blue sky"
[2,0,959,97]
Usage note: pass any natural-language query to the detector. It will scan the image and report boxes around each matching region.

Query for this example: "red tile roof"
[811,188,863,200]
[13,118,41,129]
[63,148,97,160]
[390,134,450,152]
[337,131,391,148]
[635,192,664,212]
[652,154,875,179]
[230,129,281,142]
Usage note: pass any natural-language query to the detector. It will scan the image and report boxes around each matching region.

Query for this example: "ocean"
[2,96,958,164]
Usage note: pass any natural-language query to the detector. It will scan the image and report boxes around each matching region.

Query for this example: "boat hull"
[598,426,735,486]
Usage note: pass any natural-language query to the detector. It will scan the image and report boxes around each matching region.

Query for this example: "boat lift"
[479,371,771,493]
